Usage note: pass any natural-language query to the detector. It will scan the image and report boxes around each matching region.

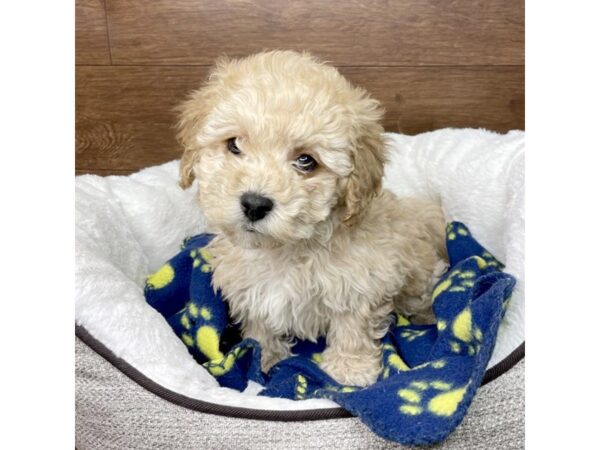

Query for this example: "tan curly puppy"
[177,50,447,386]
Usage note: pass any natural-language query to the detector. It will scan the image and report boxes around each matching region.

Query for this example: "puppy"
[177,50,447,386]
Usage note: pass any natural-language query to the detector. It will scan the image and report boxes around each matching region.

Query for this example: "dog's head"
[177,50,386,248]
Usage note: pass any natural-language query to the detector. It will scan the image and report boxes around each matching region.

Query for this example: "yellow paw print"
[324,384,359,395]
[204,346,248,376]
[398,380,469,417]
[197,325,224,361]
[431,266,478,302]
[481,250,502,268]
[179,301,223,361]
[146,263,175,289]
[190,248,214,273]
[447,308,483,355]
[399,329,429,342]
[382,343,410,379]
[413,359,447,370]
[295,375,308,399]
[179,303,215,349]
[446,223,470,241]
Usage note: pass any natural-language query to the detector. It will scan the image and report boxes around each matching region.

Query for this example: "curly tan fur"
[176,50,447,386]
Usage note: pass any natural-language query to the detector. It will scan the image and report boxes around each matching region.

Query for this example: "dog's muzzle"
[240,192,274,222]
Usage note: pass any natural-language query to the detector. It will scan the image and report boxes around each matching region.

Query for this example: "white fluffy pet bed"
[75,129,524,449]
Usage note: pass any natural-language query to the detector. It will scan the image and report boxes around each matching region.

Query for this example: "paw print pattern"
[310,381,360,401]
[412,359,447,370]
[384,355,449,379]
[178,302,224,361]
[446,222,470,241]
[397,380,470,417]
[431,267,479,302]
[481,250,504,269]
[382,343,410,379]
[190,248,214,273]
[164,245,230,364]
[142,224,515,444]
[147,235,268,391]
[400,329,430,342]
[145,263,175,290]
[295,374,308,399]
[204,345,249,376]
[446,307,484,356]
[385,314,436,378]
[446,223,504,269]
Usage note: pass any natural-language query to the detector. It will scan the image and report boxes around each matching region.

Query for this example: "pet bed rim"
[75,324,524,422]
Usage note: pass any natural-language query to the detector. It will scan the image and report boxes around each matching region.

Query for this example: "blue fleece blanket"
[145,222,515,445]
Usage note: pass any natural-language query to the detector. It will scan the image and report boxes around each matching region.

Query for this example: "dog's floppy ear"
[341,96,386,226]
[175,57,233,189]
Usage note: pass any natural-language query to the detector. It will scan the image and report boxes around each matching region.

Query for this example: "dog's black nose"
[240,192,274,222]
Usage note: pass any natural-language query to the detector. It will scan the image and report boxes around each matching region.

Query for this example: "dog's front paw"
[260,352,280,373]
[260,346,291,373]
[320,349,381,387]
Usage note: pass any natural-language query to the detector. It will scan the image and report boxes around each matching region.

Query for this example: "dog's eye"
[226,137,241,155]
[294,154,318,172]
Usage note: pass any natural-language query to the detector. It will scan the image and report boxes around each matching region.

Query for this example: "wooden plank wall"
[76,0,524,176]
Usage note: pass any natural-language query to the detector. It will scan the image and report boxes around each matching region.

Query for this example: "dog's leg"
[320,311,386,387]
[243,320,291,373]
[395,258,448,324]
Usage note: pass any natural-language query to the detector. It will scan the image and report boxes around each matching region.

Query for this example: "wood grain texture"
[340,66,525,134]
[76,0,111,65]
[76,65,524,174]
[76,66,209,172]
[105,0,524,66]
[76,168,134,176]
